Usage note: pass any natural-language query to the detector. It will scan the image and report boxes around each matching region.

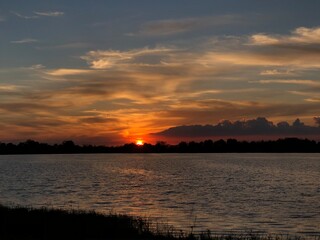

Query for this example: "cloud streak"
[12,11,39,19]
[34,11,64,17]
[137,15,244,36]
[260,69,296,76]
[12,11,64,19]
[11,38,38,44]
[251,79,320,86]
[81,47,177,69]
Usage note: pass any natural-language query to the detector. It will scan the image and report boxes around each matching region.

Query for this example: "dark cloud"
[152,117,320,139]
[0,102,58,112]
[12,119,70,128]
[80,116,118,124]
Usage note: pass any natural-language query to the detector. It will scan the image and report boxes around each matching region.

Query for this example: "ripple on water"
[0,153,319,237]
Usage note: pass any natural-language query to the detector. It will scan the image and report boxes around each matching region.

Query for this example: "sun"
[136,139,144,146]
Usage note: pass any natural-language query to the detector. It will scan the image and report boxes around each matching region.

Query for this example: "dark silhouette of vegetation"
[0,138,320,154]
[0,205,312,240]
[0,204,161,240]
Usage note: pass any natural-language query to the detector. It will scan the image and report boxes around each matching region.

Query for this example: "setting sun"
[136,139,144,146]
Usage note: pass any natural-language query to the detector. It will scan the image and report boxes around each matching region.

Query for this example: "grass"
[0,204,314,240]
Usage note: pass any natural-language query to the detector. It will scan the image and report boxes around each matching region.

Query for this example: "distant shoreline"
[1,138,320,154]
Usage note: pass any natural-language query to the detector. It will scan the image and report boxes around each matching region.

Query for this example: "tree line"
[1,138,320,154]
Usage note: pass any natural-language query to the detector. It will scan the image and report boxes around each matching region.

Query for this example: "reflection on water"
[0,153,319,236]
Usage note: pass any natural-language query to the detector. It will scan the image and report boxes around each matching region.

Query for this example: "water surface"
[0,153,319,236]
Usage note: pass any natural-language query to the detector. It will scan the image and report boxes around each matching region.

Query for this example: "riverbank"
[0,205,310,240]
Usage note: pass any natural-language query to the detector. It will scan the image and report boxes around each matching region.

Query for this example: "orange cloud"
[250,26,320,45]
[2,26,320,144]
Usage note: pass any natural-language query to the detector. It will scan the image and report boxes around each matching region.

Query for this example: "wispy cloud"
[46,69,93,76]
[11,38,38,44]
[12,11,64,19]
[81,47,177,69]
[305,98,320,103]
[21,64,46,70]
[136,15,244,36]
[34,11,64,17]
[0,84,19,91]
[29,64,45,70]
[251,79,320,86]
[250,26,320,45]
[260,69,296,76]
[11,11,39,19]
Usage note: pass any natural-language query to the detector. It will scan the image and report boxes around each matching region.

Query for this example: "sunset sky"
[1,0,320,145]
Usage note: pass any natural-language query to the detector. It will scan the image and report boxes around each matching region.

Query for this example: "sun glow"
[136,139,144,146]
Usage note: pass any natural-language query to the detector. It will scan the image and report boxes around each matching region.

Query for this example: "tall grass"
[0,205,316,240]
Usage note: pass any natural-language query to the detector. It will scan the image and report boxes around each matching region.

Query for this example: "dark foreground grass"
[0,204,311,240]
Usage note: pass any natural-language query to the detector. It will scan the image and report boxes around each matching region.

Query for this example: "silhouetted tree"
[0,138,320,154]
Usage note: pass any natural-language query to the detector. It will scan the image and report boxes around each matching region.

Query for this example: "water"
[0,153,319,236]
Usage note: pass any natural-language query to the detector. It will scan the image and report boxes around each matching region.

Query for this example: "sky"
[1,0,320,145]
